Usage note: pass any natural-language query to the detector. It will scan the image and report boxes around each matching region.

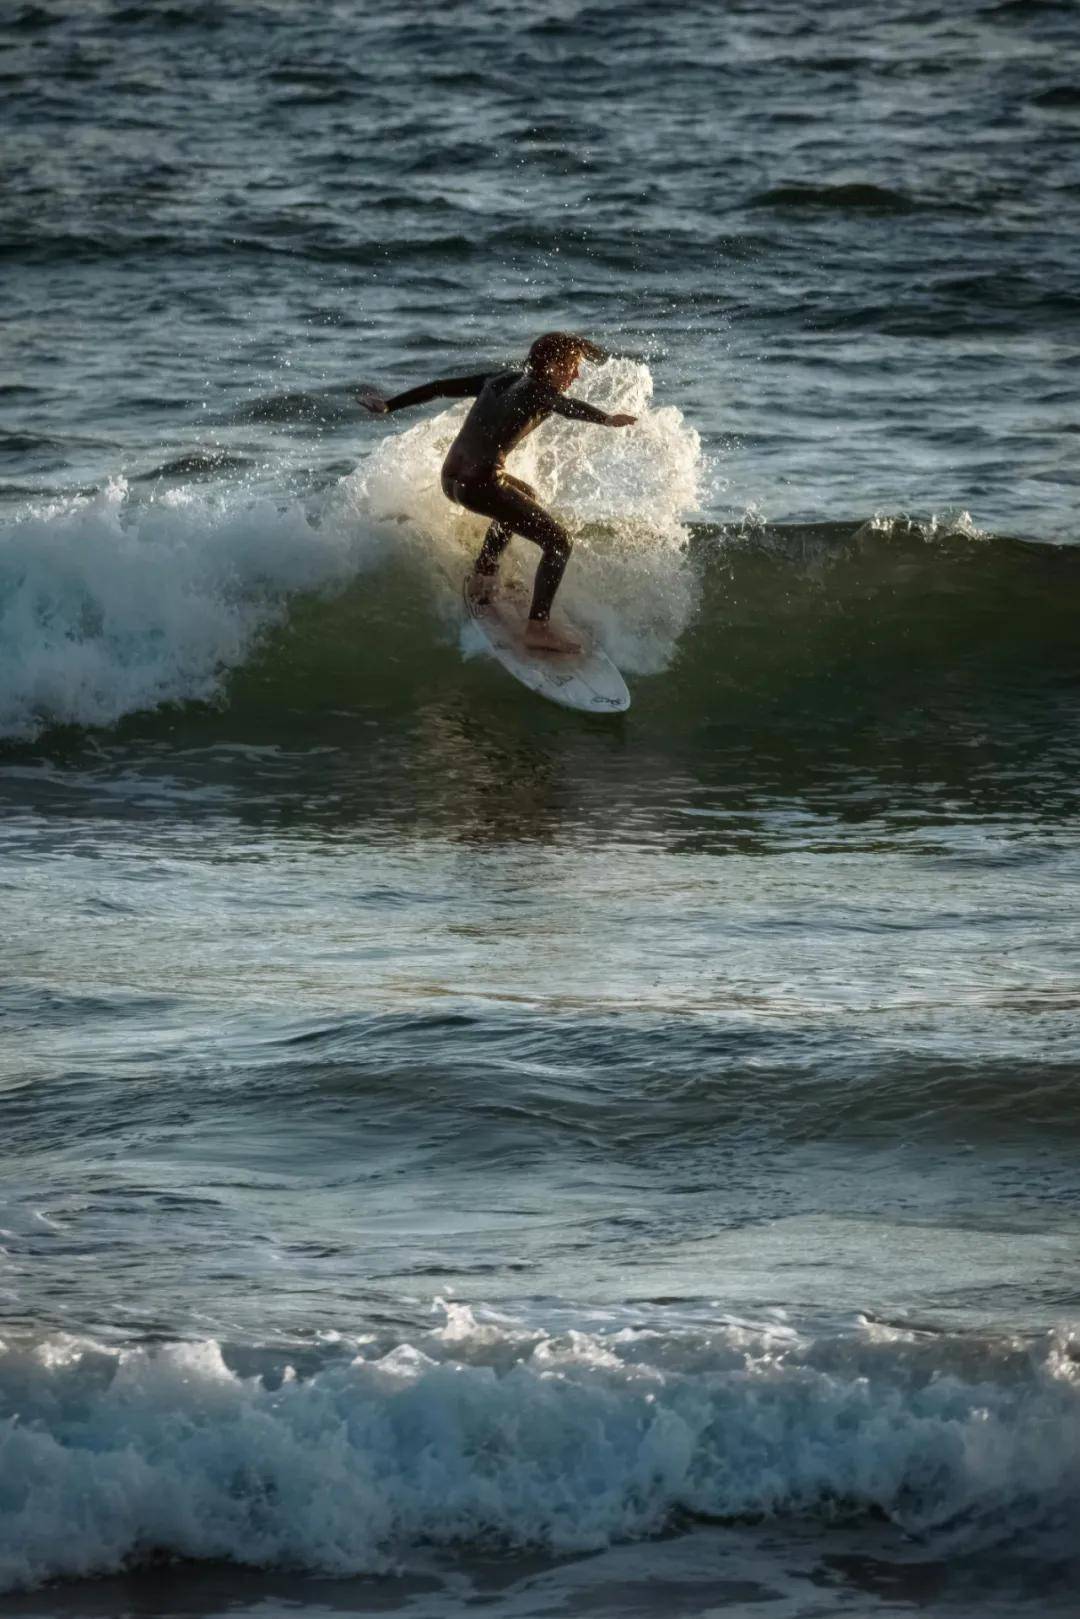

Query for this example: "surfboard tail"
[462,575,631,713]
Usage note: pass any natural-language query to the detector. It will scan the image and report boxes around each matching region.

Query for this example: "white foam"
[349,358,705,675]
[0,478,371,741]
[1,1309,1077,1593]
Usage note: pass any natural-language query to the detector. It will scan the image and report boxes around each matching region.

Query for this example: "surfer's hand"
[609,413,637,427]
[358,392,388,414]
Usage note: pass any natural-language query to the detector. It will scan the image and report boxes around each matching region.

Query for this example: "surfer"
[360,333,636,653]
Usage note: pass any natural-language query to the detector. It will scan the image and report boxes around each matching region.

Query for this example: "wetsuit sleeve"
[381,375,491,412]
[548,393,612,427]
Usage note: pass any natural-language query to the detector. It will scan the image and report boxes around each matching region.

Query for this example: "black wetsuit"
[381,369,613,621]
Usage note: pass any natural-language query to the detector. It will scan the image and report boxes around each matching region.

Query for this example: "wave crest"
[1,374,1077,744]
[1,1310,1078,1592]
[0,478,364,740]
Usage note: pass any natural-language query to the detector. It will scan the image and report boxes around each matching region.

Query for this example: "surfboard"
[462,576,631,713]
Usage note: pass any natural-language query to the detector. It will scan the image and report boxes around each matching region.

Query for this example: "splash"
[345,358,705,674]
[1,1311,1077,1592]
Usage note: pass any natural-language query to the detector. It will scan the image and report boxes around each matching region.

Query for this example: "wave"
[0,477,369,741]
[230,386,367,426]
[0,361,699,740]
[0,432,62,456]
[0,1308,1077,1592]
[993,0,1074,15]
[6,5,54,34]
[133,450,257,480]
[1032,86,1080,109]
[200,1023,1080,1143]
[747,183,920,213]
[109,4,225,25]
[0,361,1077,745]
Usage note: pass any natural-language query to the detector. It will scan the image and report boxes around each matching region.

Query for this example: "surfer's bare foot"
[524,619,582,655]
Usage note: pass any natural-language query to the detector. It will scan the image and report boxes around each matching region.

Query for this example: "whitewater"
[3,1309,1079,1595]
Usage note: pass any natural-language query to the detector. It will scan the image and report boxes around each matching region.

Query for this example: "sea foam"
[1,1308,1077,1592]
[0,478,368,742]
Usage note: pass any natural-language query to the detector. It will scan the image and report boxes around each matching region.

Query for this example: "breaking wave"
[1,1307,1077,1592]
[0,359,1076,744]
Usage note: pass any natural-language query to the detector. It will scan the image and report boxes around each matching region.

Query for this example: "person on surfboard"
[360,333,636,654]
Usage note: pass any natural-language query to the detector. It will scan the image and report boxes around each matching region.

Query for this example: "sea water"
[2,1,1079,1614]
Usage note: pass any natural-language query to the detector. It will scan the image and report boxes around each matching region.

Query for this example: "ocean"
[2,0,1079,1614]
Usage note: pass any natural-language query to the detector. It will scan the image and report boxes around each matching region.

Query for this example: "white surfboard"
[462,577,630,713]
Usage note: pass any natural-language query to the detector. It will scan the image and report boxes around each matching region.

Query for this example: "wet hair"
[527,331,607,375]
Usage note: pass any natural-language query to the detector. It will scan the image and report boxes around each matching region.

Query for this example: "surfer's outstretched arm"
[549,393,636,429]
[359,375,490,415]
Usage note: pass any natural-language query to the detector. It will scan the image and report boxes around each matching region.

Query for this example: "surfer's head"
[527,332,606,390]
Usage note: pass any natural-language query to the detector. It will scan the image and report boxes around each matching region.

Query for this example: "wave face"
[0,360,704,740]
[1,1310,1077,1592]
[0,362,1076,748]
